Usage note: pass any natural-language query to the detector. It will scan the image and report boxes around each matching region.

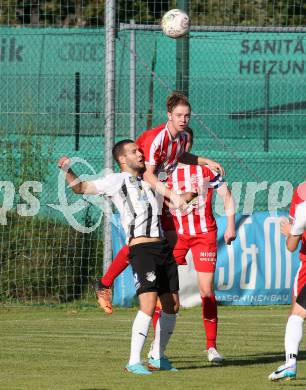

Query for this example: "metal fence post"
[176,0,190,97]
[264,72,270,152]
[103,0,116,274]
[130,19,136,140]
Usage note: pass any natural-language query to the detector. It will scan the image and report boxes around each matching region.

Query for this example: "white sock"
[150,312,161,359]
[128,310,152,366]
[151,312,176,360]
[285,314,304,365]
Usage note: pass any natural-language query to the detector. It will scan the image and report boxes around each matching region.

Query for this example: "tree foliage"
[0,0,305,27]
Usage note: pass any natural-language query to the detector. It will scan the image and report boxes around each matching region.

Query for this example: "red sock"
[152,305,162,336]
[201,294,218,350]
[101,245,129,287]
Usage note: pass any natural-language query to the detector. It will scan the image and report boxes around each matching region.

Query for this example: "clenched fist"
[58,156,71,171]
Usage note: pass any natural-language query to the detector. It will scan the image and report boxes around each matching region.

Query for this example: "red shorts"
[160,205,176,232]
[173,230,217,273]
[293,261,306,297]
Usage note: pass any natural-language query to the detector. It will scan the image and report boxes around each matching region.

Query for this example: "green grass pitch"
[1,304,305,390]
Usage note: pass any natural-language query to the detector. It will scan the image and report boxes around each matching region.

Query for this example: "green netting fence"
[0,26,305,302]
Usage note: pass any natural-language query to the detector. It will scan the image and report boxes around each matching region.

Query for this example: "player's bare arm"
[178,152,225,176]
[143,165,196,210]
[286,234,302,252]
[280,218,301,252]
[216,183,236,245]
[57,156,99,195]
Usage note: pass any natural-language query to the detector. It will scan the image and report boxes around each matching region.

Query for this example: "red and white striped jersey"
[136,123,187,178]
[289,182,306,262]
[166,164,224,236]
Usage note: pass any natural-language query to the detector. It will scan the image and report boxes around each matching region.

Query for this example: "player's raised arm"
[216,183,236,245]
[57,156,99,195]
[179,152,225,176]
[143,165,196,209]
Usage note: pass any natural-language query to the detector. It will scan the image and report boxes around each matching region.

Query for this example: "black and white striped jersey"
[92,172,163,243]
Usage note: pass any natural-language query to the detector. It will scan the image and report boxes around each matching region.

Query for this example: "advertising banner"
[112,212,300,307]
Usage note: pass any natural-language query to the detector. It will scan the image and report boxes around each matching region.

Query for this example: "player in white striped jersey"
[58,140,189,375]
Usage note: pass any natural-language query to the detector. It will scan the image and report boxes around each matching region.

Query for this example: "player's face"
[167,104,191,133]
[122,143,145,172]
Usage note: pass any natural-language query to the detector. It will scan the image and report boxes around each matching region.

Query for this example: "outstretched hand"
[169,191,197,211]
[280,217,291,237]
[180,191,197,205]
[205,158,225,176]
[224,227,236,245]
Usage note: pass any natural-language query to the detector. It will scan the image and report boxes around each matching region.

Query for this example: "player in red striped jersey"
[94,92,224,312]
[269,182,306,381]
[137,92,225,210]
[148,127,236,365]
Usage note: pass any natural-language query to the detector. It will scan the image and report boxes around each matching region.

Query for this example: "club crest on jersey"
[129,176,137,183]
[146,271,156,282]
[190,174,198,189]
[160,151,167,160]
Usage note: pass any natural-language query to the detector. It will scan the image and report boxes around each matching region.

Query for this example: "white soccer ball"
[161,9,190,39]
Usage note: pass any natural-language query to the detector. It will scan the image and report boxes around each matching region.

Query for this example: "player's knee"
[139,293,159,316]
[163,304,179,314]
[173,300,180,314]
[160,293,180,314]
[200,288,213,298]
[166,299,179,314]
[139,304,155,317]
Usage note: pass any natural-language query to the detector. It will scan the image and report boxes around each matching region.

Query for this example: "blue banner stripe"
[112,211,300,306]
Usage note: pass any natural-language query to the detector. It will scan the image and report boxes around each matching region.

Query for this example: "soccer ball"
[161,9,190,39]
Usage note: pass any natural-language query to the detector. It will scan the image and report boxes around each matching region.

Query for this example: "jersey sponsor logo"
[200,251,216,262]
[200,251,216,257]
[199,258,216,262]
[146,271,156,282]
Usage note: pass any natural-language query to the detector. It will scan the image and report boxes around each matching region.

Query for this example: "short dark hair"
[166,91,191,113]
[112,139,134,164]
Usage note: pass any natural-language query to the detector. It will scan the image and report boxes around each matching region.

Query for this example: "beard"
[138,165,146,175]
[127,159,146,174]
